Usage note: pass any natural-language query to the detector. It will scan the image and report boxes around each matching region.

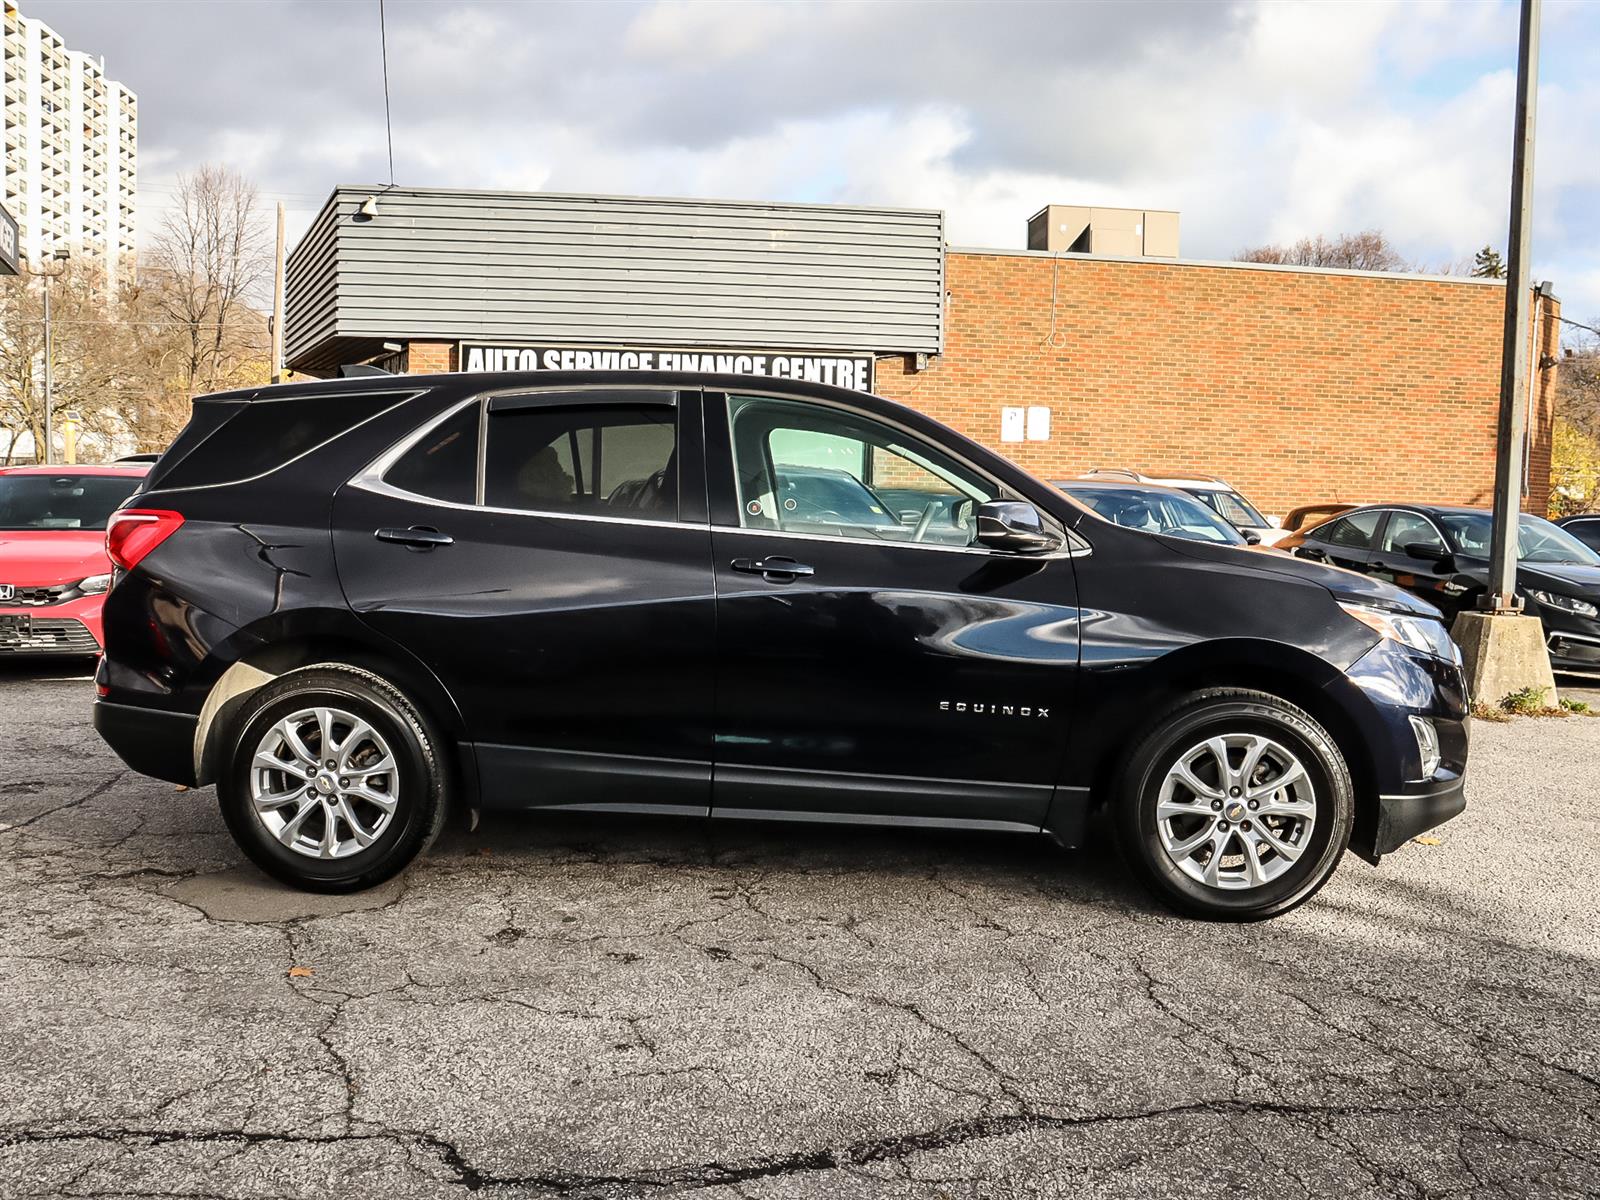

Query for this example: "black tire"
[1112,688,1355,921]
[217,664,450,893]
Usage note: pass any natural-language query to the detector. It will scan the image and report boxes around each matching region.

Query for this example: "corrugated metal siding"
[285,187,944,371]
[283,199,341,366]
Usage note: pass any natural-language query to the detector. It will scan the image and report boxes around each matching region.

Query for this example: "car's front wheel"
[1114,688,1355,920]
[217,664,450,892]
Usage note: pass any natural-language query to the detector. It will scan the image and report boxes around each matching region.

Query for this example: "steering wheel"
[910,502,937,543]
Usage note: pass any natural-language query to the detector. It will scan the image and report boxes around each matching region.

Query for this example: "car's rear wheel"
[1114,688,1355,920]
[217,664,449,892]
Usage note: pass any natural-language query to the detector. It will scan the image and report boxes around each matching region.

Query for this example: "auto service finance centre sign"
[461,343,874,393]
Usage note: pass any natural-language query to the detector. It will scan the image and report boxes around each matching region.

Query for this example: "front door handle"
[730,556,814,581]
[375,526,454,550]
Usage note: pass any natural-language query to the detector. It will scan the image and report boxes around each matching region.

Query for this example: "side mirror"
[975,500,1061,554]
[1405,542,1454,568]
[1244,532,1262,545]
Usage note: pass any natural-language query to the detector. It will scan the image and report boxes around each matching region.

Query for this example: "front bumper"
[1545,628,1600,673]
[1371,774,1468,857]
[0,593,105,656]
[93,699,198,786]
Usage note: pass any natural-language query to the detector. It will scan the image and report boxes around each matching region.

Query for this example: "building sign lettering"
[460,342,874,392]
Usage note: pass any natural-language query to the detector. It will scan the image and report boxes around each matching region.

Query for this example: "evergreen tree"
[1472,246,1507,278]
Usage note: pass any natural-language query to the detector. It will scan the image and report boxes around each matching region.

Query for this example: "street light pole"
[42,270,53,466]
[25,244,70,466]
[1484,0,1541,611]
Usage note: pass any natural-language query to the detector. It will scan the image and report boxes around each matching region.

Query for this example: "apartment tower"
[2,1,135,280]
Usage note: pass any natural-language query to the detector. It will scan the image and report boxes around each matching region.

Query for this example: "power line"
[379,0,395,189]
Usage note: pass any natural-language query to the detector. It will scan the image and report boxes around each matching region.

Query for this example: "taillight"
[106,509,185,571]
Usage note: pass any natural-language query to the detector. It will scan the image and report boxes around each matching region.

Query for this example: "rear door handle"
[730,556,814,581]
[375,526,454,550]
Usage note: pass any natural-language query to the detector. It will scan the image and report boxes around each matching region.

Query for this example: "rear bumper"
[93,700,197,786]
[1370,774,1468,858]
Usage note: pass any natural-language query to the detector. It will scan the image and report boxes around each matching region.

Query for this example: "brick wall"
[873,252,1561,516]
[405,342,455,374]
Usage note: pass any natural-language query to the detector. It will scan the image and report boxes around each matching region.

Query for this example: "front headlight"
[1340,601,1459,663]
[74,573,112,595]
[1528,589,1599,618]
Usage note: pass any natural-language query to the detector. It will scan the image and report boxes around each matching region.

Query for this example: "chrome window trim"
[347,383,1086,558]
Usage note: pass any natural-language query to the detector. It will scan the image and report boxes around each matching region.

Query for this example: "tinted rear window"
[153,392,406,490]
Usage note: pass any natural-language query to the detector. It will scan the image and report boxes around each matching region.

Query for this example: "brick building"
[285,186,1559,516]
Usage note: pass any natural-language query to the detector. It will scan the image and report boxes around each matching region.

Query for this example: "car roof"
[1057,479,1201,499]
[0,463,149,476]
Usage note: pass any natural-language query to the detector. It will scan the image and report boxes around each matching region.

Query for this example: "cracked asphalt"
[2,660,1598,1199]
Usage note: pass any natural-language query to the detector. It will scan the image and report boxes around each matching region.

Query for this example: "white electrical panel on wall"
[1000,406,1025,442]
[1026,406,1051,441]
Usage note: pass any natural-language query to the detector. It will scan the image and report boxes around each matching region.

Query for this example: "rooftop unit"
[1027,204,1179,259]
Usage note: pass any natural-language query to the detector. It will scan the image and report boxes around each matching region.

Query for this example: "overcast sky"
[26,0,1600,330]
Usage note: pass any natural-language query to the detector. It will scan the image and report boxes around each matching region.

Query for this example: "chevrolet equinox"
[93,372,1468,920]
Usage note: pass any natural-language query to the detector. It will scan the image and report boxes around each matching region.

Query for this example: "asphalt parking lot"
[2,661,1598,1200]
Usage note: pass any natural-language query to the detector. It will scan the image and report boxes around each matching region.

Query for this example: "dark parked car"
[95,372,1468,920]
[1284,503,1600,672]
[1556,513,1600,555]
[1055,480,1262,546]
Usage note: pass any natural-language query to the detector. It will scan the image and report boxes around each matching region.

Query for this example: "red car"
[0,464,149,657]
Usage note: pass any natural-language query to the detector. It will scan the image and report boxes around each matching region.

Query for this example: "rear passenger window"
[1322,510,1383,550]
[385,403,479,504]
[483,396,677,520]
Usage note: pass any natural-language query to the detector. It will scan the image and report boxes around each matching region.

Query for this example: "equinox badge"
[940,701,1050,718]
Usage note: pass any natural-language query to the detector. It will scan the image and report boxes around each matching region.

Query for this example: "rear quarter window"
[153,391,410,490]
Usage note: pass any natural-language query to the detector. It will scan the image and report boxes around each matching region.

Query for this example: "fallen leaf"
[1412,836,1443,846]
[287,965,315,978]
[174,785,188,792]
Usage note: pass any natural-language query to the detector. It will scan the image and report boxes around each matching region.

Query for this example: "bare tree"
[142,165,272,398]
[1236,230,1408,272]
[0,261,133,462]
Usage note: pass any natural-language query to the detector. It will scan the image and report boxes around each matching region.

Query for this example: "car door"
[332,386,715,814]
[704,389,1082,829]
[1369,509,1470,618]
[1295,508,1386,574]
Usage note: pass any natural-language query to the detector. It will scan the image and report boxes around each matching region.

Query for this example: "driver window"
[1382,512,1445,557]
[726,395,996,545]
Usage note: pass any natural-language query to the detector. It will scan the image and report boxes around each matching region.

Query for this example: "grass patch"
[1471,686,1592,719]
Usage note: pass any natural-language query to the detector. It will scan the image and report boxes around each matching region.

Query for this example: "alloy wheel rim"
[249,706,399,860]
[1155,732,1317,891]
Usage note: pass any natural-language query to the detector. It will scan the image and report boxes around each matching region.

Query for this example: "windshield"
[1066,485,1248,545]
[1186,487,1268,529]
[1438,513,1600,565]
[0,473,142,531]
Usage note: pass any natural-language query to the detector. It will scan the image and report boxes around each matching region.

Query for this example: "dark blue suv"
[94,372,1468,920]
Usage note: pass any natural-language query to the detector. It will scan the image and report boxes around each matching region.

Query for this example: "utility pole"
[1453,0,1559,707]
[1484,0,1540,611]
[271,201,286,385]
